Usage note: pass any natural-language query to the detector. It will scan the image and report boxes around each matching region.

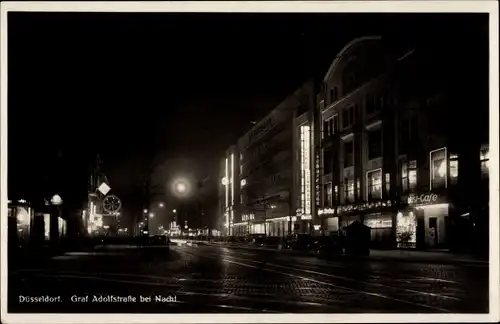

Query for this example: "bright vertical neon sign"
[300,125,311,216]
[231,153,234,206]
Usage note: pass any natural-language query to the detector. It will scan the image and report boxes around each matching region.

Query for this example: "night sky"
[7,12,488,222]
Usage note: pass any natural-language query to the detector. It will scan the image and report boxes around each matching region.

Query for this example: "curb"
[219,243,488,265]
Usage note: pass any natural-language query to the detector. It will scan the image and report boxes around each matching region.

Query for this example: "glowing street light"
[50,194,63,206]
[173,209,177,213]
[176,182,187,194]
[159,202,165,208]
[143,209,148,214]
[149,212,155,218]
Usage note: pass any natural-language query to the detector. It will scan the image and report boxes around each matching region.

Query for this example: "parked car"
[311,235,343,259]
[150,235,169,245]
[283,234,315,251]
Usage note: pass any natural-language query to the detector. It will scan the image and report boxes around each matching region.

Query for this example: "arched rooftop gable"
[323,36,383,82]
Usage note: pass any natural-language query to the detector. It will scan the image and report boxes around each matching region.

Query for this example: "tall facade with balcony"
[312,36,489,251]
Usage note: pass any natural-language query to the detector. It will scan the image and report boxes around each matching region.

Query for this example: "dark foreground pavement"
[8,243,489,313]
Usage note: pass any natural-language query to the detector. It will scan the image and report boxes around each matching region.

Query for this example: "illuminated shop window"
[367,169,382,201]
[480,144,489,178]
[449,153,459,184]
[396,211,417,248]
[334,185,339,204]
[430,148,447,190]
[344,179,355,204]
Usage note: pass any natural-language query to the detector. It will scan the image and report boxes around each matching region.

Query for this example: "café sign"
[407,193,439,205]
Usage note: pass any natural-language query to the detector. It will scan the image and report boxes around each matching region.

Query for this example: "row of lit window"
[321,92,389,138]
[322,145,490,207]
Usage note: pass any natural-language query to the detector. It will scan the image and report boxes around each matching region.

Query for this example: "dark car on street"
[311,235,343,260]
[283,233,315,251]
[150,235,170,245]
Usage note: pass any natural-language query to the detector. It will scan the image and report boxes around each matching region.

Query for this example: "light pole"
[143,209,148,234]
[50,194,63,249]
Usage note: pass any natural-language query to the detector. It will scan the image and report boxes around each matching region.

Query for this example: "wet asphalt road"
[8,242,489,313]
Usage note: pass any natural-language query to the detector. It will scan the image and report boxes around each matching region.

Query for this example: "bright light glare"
[149,213,155,218]
[176,182,187,193]
[159,203,165,208]
[143,209,148,214]
[438,162,447,177]
[50,194,63,205]
[173,209,177,213]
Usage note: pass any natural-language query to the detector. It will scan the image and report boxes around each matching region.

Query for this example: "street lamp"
[49,194,63,248]
[173,209,177,214]
[143,209,148,214]
[50,194,63,206]
[176,182,187,194]
[149,212,155,218]
[159,202,165,208]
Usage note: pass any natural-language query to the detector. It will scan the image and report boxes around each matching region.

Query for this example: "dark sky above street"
[7,12,488,217]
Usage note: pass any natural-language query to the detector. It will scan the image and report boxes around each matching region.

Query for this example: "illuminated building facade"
[312,36,489,251]
[219,145,240,236]
[85,155,116,236]
[218,82,315,237]
[7,199,68,249]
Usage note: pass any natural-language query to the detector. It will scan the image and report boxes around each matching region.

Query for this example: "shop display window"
[396,211,417,248]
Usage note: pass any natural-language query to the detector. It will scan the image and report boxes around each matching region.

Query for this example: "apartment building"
[219,82,316,237]
[312,36,490,251]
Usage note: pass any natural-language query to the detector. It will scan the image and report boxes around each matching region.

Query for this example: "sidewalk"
[191,240,489,266]
[368,249,488,265]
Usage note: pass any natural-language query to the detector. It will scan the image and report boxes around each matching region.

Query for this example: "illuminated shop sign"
[407,193,441,205]
[318,208,336,215]
[320,200,392,216]
[300,125,312,216]
[301,215,312,220]
[340,200,391,213]
[242,213,255,221]
[315,150,321,209]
